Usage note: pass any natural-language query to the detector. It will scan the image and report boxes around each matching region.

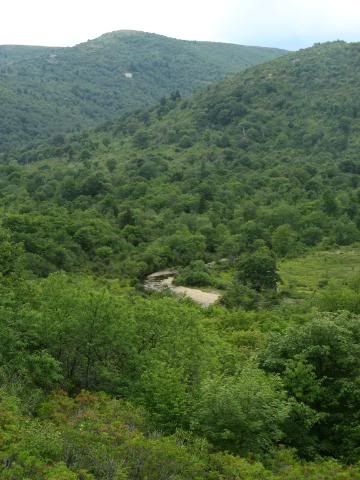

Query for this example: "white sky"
[1,0,360,50]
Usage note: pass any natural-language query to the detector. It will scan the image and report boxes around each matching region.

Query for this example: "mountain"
[0,30,286,149]
[2,40,358,278]
[2,40,360,477]
[0,45,53,65]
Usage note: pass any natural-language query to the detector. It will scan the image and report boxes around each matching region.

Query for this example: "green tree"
[195,364,289,454]
[272,224,298,257]
[261,312,360,461]
[236,249,280,292]
[0,228,24,276]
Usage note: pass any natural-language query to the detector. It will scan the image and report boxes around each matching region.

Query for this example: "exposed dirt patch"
[145,272,221,307]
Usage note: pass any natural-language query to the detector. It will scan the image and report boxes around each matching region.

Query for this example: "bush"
[175,261,213,287]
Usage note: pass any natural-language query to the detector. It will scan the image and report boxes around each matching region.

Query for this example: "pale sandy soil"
[144,274,221,307]
[172,285,221,307]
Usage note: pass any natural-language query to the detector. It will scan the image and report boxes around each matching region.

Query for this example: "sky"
[1,0,360,50]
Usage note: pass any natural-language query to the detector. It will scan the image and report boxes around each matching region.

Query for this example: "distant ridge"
[0,30,286,149]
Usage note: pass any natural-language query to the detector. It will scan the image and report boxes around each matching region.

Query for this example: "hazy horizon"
[1,0,359,51]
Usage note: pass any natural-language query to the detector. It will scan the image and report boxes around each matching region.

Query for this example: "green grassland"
[279,246,360,298]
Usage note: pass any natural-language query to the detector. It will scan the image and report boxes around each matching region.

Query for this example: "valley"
[0,31,360,480]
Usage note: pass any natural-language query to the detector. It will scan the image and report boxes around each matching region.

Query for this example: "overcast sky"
[1,0,360,50]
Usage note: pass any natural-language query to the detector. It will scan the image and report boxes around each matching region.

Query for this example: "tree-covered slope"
[0,45,55,65]
[0,30,286,149]
[2,41,360,476]
[2,41,359,279]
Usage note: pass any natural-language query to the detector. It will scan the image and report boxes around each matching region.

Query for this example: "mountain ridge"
[85,29,286,50]
[0,30,286,150]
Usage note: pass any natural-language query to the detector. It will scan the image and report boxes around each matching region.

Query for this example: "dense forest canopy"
[1,39,360,479]
[0,30,285,150]
[2,40,359,280]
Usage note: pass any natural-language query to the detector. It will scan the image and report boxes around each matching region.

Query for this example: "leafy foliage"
[261,312,360,461]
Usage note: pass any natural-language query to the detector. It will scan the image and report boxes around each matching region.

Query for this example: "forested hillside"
[3,40,359,279]
[1,40,360,479]
[0,45,53,65]
[0,30,285,149]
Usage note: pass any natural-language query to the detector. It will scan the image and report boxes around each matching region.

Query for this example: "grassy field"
[279,246,360,299]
